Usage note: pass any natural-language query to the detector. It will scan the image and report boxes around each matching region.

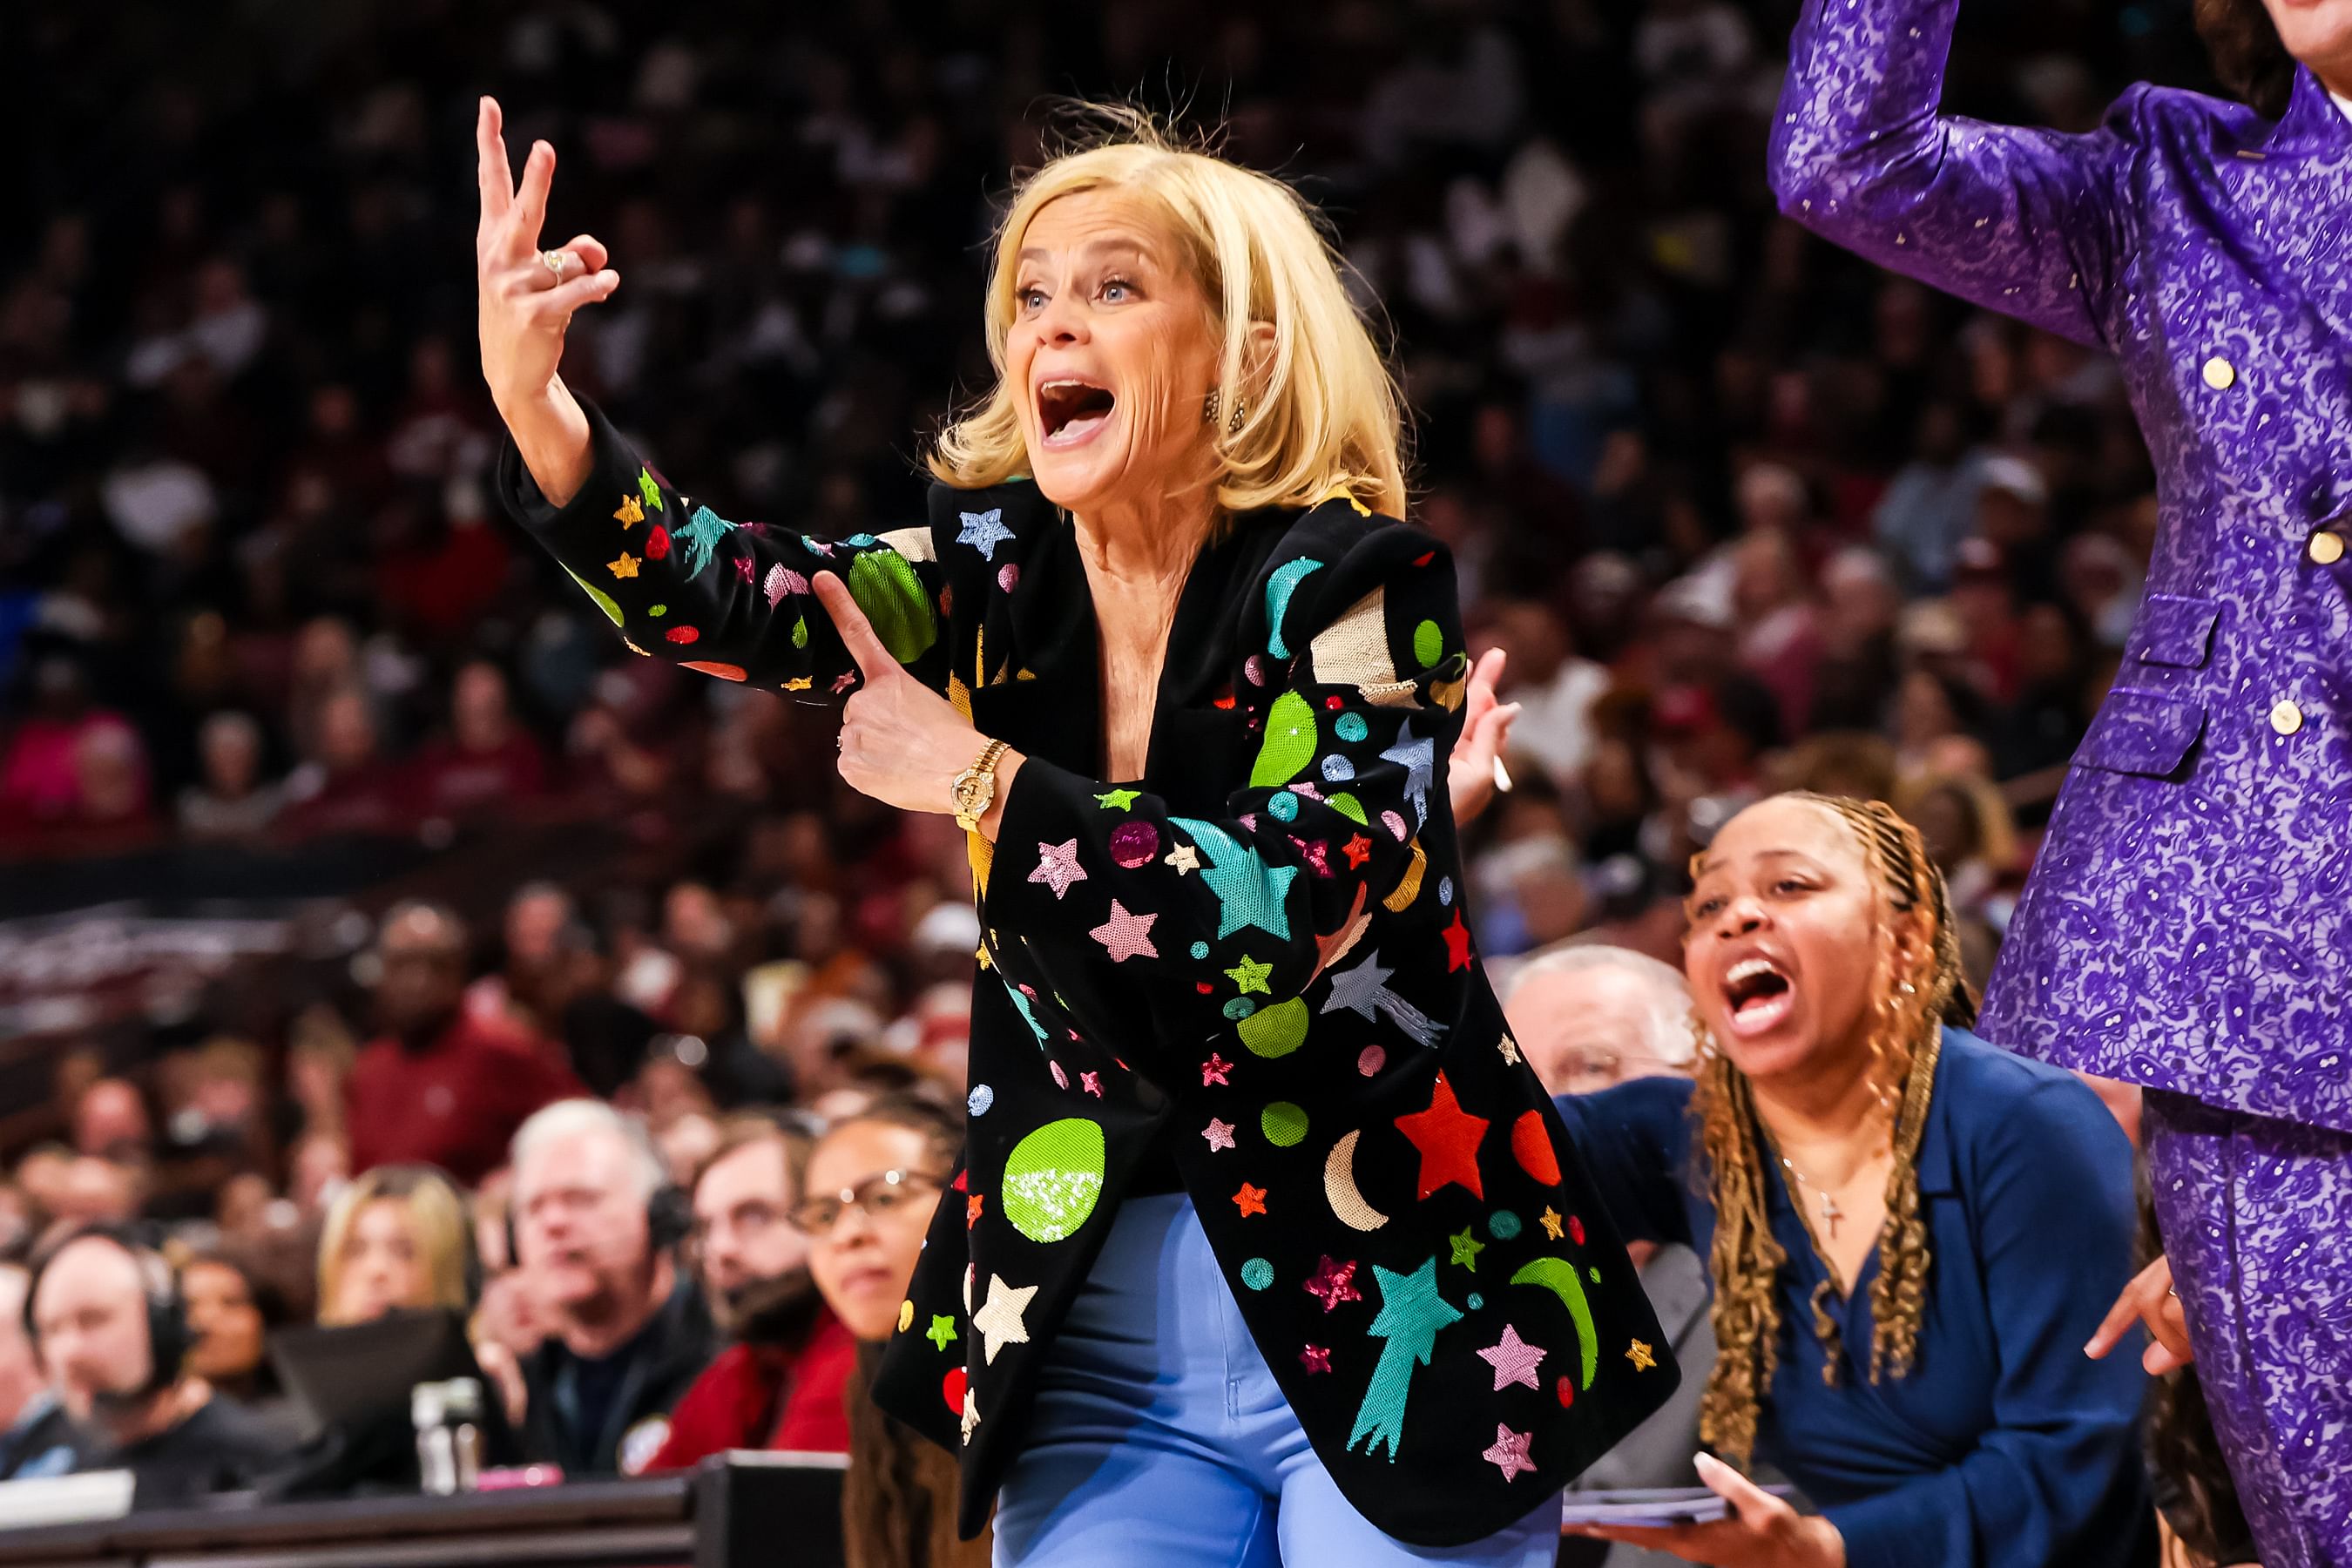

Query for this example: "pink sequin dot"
[1108,821,1160,868]
[1051,1061,1069,1090]
[998,563,1020,593]
[1244,653,1268,686]
[1357,1046,1386,1077]
[1381,809,1409,841]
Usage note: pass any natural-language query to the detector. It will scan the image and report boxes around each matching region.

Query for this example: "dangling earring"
[1202,388,1247,435]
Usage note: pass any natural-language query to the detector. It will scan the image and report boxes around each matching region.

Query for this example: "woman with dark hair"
[1774,0,2352,1556]
[1556,794,2153,1567]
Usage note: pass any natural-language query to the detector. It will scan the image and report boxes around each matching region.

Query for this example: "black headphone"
[23,1223,193,1400]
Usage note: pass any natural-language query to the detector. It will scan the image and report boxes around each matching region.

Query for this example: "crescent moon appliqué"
[1324,1130,1391,1232]
[1510,1257,1598,1389]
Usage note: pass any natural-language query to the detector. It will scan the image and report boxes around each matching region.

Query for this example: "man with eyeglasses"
[646,1114,858,1468]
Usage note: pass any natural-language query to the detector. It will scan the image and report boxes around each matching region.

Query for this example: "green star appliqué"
[926,1314,958,1351]
[1448,1227,1485,1272]
[1095,788,1141,810]
[637,468,664,512]
[1226,954,1273,995]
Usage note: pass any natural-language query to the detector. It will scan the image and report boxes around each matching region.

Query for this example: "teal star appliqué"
[673,504,737,578]
[1347,1256,1461,1462]
[1169,816,1295,941]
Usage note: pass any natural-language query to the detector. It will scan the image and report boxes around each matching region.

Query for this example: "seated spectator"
[0,1260,77,1480]
[315,1165,473,1325]
[797,1097,985,1568]
[71,1078,153,1162]
[277,685,406,839]
[510,1100,714,1477]
[176,712,283,840]
[650,1112,855,1470]
[407,660,548,821]
[1504,947,1716,1568]
[26,1226,286,1507]
[179,1250,294,1433]
[345,902,581,1186]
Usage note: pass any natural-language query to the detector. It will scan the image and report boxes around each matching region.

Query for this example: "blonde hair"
[317,1165,474,1325]
[927,109,1406,520]
[1687,794,1976,1467]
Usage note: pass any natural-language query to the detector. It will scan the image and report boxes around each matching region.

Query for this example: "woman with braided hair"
[1556,794,2155,1568]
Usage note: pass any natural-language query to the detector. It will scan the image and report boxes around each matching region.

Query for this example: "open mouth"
[1037,378,1116,448]
[1721,955,1794,1037]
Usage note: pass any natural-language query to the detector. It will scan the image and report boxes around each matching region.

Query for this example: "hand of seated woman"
[2086,1253,2194,1375]
[1568,1453,1846,1568]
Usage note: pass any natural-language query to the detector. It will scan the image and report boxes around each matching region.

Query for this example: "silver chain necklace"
[1778,1155,1846,1236]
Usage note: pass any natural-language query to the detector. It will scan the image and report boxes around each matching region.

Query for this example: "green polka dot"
[1261,1102,1308,1147]
[1237,997,1309,1058]
[1241,1258,1274,1291]
[1413,619,1444,667]
[1335,713,1369,743]
[792,617,809,649]
[1489,1211,1522,1241]
[649,604,667,617]
[1467,1293,1484,1312]
[847,550,941,662]
[1222,997,1258,1021]
[1191,941,1211,960]
[1000,1119,1106,1244]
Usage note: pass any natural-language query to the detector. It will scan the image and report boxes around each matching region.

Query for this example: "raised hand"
[1447,647,1521,825]
[474,96,618,420]
[814,573,1011,824]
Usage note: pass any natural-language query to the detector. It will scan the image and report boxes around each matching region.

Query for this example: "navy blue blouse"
[1555,1029,2156,1568]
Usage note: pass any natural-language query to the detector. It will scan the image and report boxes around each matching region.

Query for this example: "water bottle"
[413,1382,456,1496]
[440,1377,485,1493]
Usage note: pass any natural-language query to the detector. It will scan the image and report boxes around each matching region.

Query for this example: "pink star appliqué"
[1477,1325,1547,1391]
[1299,1344,1332,1375]
[1028,839,1088,899]
[1201,1052,1233,1086]
[1291,836,1334,877]
[1080,1071,1103,1098]
[732,553,754,583]
[1202,1117,1237,1151]
[1302,1255,1362,1313]
[1482,1423,1537,1483]
[831,670,859,694]
[1090,900,1159,963]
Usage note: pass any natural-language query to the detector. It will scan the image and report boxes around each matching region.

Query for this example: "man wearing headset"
[509,1100,715,1477]
[24,1226,285,1506]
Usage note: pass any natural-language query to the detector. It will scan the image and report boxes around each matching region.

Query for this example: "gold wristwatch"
[951,739,1011,832]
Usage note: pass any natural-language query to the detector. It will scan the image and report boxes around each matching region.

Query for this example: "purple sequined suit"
[1772,3,2352,1561]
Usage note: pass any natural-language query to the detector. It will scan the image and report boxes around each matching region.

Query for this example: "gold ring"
[541,249,570,283]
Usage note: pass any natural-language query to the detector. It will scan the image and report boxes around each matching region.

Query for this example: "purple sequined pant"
[2146,1092,2352,1568]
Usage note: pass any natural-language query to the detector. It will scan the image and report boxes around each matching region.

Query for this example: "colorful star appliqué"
[1201,1052,1233,1086]
[1442,909,1473,971]
[1498,1032,1522,1067]
[1226,954,1273,995]
[1448,1227,1486,1271]
[1539,1207,1565,1241]
[1482,1423,1536,1483]
[1165,843,1200,875]
[972,1274,1038,1364]
[1395,1071,1490,1200]
[614,495,644,527]
[926,1315,958,1351]
[1202,1117,1237,1152]
[1380,718,1436,825]
[1323,950,1445,1048]
[1303,1254,1362,1312]
[1095,787,1140,810]
[1341,834,1373,869]
[967,1193,984,1228]
[1028,839,1088,899]
[1233,1183,1268,1218]
[608,551,639,579]
[957,508,1014,561]
[1348,1257,1462,1461]
[1625,1339,1657,1373]
[636,469,664,512]
[1300,1345,1333,1375]
[1477,1325,1545,1391]
[1080,1071,1103,1098]
[1090,900,1159,962]
[1172,816,1297,940]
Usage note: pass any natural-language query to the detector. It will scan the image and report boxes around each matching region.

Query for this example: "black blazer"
[499,405,1677,1546]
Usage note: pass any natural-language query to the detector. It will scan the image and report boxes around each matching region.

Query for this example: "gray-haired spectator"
[176,712,284,839]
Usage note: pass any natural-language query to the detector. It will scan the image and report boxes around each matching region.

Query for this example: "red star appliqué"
[1341,834,1373,870]
[967,1193,983,1228]
[1201,1052,1233,1087]
[1302,1255,1362,1312]
[1395,1071,1490,1200]
[1300,1344,1332,1375]
[1233,1183,1267,1218]
[1292,837,1333,878]
[1442,908,1473,972]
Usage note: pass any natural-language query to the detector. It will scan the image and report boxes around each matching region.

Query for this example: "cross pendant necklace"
[1778,1156,1843,1236]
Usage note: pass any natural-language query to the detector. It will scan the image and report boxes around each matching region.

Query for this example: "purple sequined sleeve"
[1768,0,2146,348]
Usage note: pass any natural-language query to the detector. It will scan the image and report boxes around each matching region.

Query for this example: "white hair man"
[1502,946,1720,1568]
[510,1100,715,1476]
[0,1261,76,1480]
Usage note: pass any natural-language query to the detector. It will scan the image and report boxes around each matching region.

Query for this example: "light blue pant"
[991,1193,1561,1568]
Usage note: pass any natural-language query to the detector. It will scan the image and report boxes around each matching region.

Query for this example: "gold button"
[2202,356,2236,390]
[2271,700,2304,735]
[2312,530,2346,564]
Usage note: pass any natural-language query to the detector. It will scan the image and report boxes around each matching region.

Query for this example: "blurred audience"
[0,1261,77,1480]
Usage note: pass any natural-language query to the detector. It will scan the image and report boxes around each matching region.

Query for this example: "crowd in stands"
[0,0,2247,1560]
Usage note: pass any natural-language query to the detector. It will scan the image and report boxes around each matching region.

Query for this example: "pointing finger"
[813,571,898,679]
[2085,1266,2157,1359]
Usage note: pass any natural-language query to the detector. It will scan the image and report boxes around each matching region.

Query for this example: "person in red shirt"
[345,902,581,1186]
[406,661,549,821]
[650,1113,855,1468]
